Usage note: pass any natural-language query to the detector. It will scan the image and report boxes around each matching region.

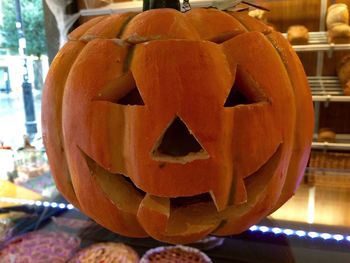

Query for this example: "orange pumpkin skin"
[42,8,314,244]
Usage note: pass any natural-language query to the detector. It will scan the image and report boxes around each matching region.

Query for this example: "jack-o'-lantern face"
[42,8,314,244]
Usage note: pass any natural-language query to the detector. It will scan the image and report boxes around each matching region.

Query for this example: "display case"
[1,0,350,262]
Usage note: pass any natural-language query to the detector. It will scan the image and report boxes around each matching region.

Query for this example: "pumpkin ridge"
[226,12,250,32]
[121,8,200,43]
[78,13,137,43]
[42,41,86,209]
[123,45,136,73]
[227,11,272,35]
[208,31,244,44]
[264,32,313,210]
[116,13,139,39]
[264,32,304,94]
[68,16,107,41]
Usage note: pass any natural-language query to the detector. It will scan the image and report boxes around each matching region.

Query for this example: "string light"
[249,224,349,242]
[0,197,348,242]
[295,230,306,237]
[308,231,319,238]
[0,197,75,210]
[271,227,282,234]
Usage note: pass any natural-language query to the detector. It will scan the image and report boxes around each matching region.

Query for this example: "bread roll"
[327,3,349,29]
[344,80,350,95]
[337,54,350,83]
[248,9,268,23]
[328,23,350,44]
[287,25,309,45]
[318,128,336,143]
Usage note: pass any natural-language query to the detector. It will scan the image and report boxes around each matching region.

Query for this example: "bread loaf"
[318,128,336,143]
[287,25,309,45]
[343,80,350,95]
[328,23,350,43]
[326,3,349,29]
[337,54,350,83]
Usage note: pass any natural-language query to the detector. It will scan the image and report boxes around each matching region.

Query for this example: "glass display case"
[1,0,350,262]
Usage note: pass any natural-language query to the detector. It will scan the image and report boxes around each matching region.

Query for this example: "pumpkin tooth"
[228,175,248,205]
[137,194,220,244]
[215,144,284,235]
[137,195,171,238]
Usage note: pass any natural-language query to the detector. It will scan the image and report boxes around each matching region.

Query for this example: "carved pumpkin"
[42,6,314,244]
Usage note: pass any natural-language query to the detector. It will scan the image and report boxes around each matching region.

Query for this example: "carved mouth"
[78,143,282,241]
[79,143,282,215]
[81,146,214,207]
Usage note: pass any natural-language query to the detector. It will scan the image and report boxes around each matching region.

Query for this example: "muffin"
[140,245,212,263]
[68,242,139,263]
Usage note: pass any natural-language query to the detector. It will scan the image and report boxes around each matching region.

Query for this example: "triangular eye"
[152,116,209,164]
[117,87,144,105]
[224,83,252,107]
[224,65,267,107]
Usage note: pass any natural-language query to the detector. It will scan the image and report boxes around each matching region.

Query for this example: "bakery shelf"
[308,76,350,102]
[312,133,350,151]
[284,31,350,52]
[312,142,350,151]
[313,133,350,141]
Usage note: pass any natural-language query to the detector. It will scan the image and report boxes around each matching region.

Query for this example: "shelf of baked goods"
[285,31,350,52]
[308,76,350,102]
[282,31,350,52]
[312,141,350,151]
[312,133,350,151]
[291,32,350,52]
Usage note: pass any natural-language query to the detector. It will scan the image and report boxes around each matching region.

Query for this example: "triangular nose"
[152,116,209,164]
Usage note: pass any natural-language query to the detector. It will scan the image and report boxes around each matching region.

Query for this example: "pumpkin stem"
[143,0,181,11]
